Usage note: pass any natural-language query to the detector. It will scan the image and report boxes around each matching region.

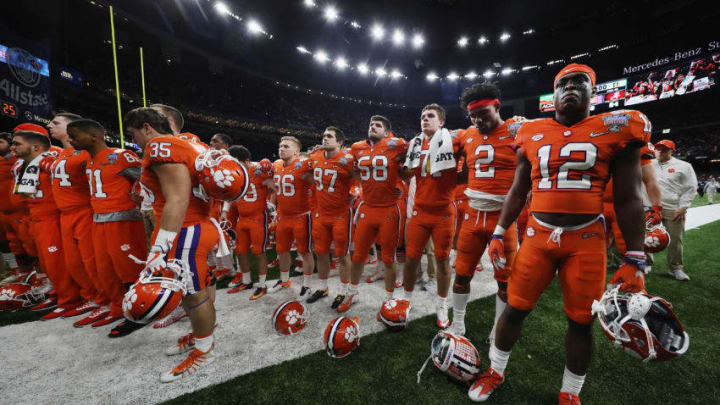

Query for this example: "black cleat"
[331,294,345,309]
[108,320,145,338]
[306,288,329,303]
[299,286,310,297]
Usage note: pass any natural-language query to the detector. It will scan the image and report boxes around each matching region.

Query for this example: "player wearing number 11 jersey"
[469,64,650,404]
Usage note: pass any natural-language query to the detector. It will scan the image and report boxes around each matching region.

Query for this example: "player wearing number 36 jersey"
[469,64,650,404]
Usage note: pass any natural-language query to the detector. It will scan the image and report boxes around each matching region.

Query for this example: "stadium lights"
[457,36,469,47]
[501,67,515,75]
[522,65,538,71]
[350,20,361,29]
[247,19,265,35]
[357,63,369,75]
[390,69,402,79]
[478,36,489,45]
[500,32,511,42]
[371,24,385,41]
[335,57,349,70]
[426,72,439,82]
[412,33,425,49]
[570,52,590,60]
[375,67,387,77]
[303,0,316,7]
[598,44,618,52]
[323,5,339,22]
[483,69,495,78]
[296,45,311,54]
[314,50,330,64]
[214,1,230,14]
[447,72,459,81]
[523,28,535,35]
[392,29,405,46]
[546,59,564,66]
[465,71,478,80]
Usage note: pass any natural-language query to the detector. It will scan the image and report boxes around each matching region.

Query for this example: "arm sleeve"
[678,163,698,208]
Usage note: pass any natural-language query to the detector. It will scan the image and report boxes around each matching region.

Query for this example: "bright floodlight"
[247,19,263,34]
[392,29,405,46]
[457,36,469,47]
[375,67,387,77]
[390,69,402,79]
[214,1,230,15]
[478,35,488,45]
[314,50,330,64]
[500,32,511,42]
[447,72,459,81]
[501,67,514,75]
[335,57,348,70]
[483,69,495,78]
[357,63,369,75]
[303,0,316,7]
[412,33,424,49]
[296,46,311,54]
[324,5,339,22]
[426,72,439,82]
[371,24,385,41]
[350,20,361,29]
[465,71,478,80]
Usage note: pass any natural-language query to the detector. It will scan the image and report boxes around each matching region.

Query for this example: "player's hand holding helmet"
[609,251,646,293]
[645,205,663,226]
[644,222,670,253]
[123,259,190,324]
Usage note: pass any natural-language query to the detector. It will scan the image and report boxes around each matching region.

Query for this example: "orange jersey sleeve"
[309,151,355,215]
[87,148,142,214]
[140,136,210,225]
[460,120,522,196]
[273,157,312,216]
[234,162,272,216]
[50,147,91,211]
[640,143,655,166]
[412,134,461,210]
[350,136,407,208]
[516,110,651,214]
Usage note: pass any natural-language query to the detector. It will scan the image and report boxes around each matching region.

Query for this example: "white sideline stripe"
[0,258,498,405]
[685,204,720,231]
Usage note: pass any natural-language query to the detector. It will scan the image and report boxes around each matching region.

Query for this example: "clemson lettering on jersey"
[273,157,312,216]
[350,136,406,208]
[234,162,272,216]
[308,151,355,215]
[50,147,91,211]
[515,110,651,214]
[87,148,142,214]
[140,136,210,225]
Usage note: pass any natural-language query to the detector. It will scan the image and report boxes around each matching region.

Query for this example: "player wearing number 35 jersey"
[469,64,650,404]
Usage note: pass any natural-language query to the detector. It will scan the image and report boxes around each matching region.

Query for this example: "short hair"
[324,126,345,143]
[0,132,12,143]
[66,119,105,136]
[15,131,50,149]
[123,107,173,135]
[421,103,446,121]
[280,136,302,150]
[149,103,184,131]
[53,112,83,122]
[212,133,233,146]
[228,145,251,161]
[459,83,501,111]
[370,115,391,131]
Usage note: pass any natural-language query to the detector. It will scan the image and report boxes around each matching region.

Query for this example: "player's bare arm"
[496,149,532,229]
[153,162,191,233]
[612,145,645,252]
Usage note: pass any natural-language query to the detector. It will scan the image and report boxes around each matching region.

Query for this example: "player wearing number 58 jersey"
[67,119,148,331]
[469,64,650,404]
[340,116,407,313]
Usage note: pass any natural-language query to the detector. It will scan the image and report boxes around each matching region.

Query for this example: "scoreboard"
[538,78,628,113]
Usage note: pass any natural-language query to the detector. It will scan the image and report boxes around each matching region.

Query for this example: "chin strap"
[416,354,432,384]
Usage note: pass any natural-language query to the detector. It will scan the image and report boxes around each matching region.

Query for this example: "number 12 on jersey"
[536,142,598,190]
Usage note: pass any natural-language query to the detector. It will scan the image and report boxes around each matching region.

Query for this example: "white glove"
[142,229,177,277]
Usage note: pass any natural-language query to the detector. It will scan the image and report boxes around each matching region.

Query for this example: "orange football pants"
[352,203,402,266]
[455,208,517,281]
[508,214,607,324]
[235,212,269,255]
[276,212,312,254]
[93,220,147,316]
[0,211,24,255]
[60,207,102,303]
[405,204,456,261]
[312,208,353,257]
[166,220,220,295]
[31,216,82,309]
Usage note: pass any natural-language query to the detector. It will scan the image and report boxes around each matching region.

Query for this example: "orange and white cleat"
[227,282,253,294]
[73,307,110,328]
[436,301,450,329]
[468,368,505,402]
[365,268,384,283]
[559,392,581,405]
[160,345,215,383]
[268,280,291,294]
[336,293,358,313]
[227,273,245,288]
[166,333,196,356]
[62,300,98,318]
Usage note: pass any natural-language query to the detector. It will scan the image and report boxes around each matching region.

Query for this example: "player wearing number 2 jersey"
[271,136,315,295]
[67,119,149,331]
[450,83,522,340]
[341,115,407,313]
[469,64,650,404]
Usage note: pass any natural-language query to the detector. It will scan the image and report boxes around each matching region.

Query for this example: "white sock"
[489,343,511,375]
[319,277,328,290]
[436,294,448,309]
[341,282,349,295]
[303,274,311,287]
[494,295,506,328]
[560,366,586,395]
[385,289,393,301]
[2,253,18,269]
[258,274,266,288]
[280,270,289,282]
[349,283,358,295]
[453,292,469,324]
[194,333,214,353]
[403,289,413,300]
[242,271,251,284]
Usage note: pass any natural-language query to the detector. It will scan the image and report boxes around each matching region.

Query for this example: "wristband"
[624,251,647,272]
[152,228,177,253]
[492,225,506,237]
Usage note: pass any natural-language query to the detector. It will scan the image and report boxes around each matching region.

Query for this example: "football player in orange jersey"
[66,119,149,332]
[11,130,85,319]
[305,127,355,305]
[342,115,407,313]
[270,136,315,295]
[207,133,236,282]
[47,112,105,319]
[225,145,275,299]
[0,132,31,283]
[469,64,649,404]
[400,104,462,329]
[450,83,522,339]
[125,108,220,382]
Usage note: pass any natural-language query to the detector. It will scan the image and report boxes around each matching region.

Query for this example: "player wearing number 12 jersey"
[341,115,407,313]
[469,64,650,404]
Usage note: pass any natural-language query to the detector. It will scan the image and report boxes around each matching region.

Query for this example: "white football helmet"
[417,331,482,383]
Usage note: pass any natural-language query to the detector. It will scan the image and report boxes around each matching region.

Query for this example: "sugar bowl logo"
[7,47,43,88]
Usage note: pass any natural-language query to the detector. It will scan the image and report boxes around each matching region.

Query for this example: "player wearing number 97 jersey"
[469,64,650,404]
[68,119,149,331]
